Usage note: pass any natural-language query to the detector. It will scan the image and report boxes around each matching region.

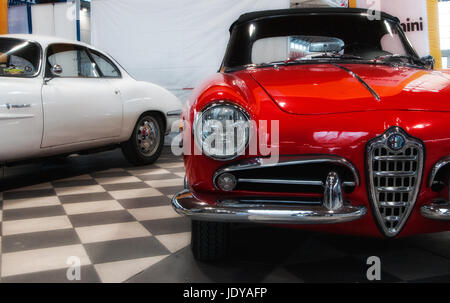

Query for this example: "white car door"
[41,43,123,148]
[0,38,43,162]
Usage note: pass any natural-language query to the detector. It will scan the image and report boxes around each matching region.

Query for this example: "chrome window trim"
[213,155,360,190]
[367,127,425,238]
[428,156,450,187]
[193,101,252,161]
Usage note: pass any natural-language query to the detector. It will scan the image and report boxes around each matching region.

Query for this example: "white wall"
[91,0,290,102]
[31,2,77,41]
[439,1,450,50]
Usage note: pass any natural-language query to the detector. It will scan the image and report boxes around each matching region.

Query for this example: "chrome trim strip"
[232,199,322,205]
[428,156,450,187]
[375,171,416,177]
[237,178,356,188]
[421,201,450,221]
[238,178,322,186]
[167,110,182,117]
[367,126,425,238]
[213,155,360,189]
[332,63,381,101]
[377,186,413,193]
[172,190,367,224]
[374,155,417,161]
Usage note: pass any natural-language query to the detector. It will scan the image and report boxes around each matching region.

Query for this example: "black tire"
[121,113,165,166]
[191,220,231,261]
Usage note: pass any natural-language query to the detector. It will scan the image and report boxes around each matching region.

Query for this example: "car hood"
[247,63,450,115]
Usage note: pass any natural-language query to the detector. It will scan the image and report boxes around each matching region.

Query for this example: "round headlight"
[194,102,250,160]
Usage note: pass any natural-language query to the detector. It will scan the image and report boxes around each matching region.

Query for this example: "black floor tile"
[117,196,172,209]
[84,237,170,264]
[59,192,113,204]
[2,229,81,253]
[3,189,56,200]
[285,256,403,283]
[2,205,66,221]
[128,247,277,283]
[101,182,150,192]
[141,217,191,236]
[68,210,135,227]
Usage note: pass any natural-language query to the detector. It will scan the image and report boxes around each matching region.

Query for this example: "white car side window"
[90,52,120,78]
[47,44,99,78]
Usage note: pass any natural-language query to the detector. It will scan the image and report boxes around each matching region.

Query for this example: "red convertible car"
[172,8,450,261]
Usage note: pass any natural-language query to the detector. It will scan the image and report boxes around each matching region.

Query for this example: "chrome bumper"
[172,190,367,224]
[421,201,450,221]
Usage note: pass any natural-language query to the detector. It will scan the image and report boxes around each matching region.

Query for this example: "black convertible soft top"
[230,8,400,32]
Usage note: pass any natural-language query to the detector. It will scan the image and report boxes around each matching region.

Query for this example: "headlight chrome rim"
[193,101,251,161]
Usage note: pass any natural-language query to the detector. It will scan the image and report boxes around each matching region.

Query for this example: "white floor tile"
[3,196,61,210]
[2,215,73,236]
[175,172,185,178]
[75,222,151,244]
[1,244,91,277]
[109,188,162,200]
[156,232,191,253]
[156,162,184,169]
[128,205,181,221]
[95,176,142,185]
[129,168,171,176]
[145,178,184,188]
[95,255,168,283]
[55,185,105,196]
[63,200,124,215]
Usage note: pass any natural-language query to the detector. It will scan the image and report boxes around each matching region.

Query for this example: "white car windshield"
[0,38,41,78]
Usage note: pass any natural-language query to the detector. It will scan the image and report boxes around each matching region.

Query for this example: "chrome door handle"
[3,103,31,109]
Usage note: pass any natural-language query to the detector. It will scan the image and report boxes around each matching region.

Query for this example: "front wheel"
[121,113,165,166]
[191,220,231,261]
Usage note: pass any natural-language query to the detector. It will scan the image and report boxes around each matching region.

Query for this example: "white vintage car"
[0,34,182,167]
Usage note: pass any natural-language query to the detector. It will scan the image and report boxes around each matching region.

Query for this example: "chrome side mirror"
[420,55,435,69]
[50,64,63,76]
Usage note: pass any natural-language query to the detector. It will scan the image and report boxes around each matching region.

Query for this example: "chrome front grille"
[213,155,360,195]
[367,127,424,237]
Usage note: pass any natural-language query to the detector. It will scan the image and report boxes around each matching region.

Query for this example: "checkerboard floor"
[0,147,449,283]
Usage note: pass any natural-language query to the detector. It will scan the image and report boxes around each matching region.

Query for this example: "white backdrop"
[91,0,290,102]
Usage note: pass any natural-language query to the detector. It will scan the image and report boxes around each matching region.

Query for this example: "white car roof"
[0,34,98,50]
[0,34,131,78]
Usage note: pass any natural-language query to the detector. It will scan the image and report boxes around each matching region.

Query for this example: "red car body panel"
[182,63,450,238]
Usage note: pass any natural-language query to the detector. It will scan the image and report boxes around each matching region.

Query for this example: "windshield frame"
[221,11,421,72]
[0,37,43,78]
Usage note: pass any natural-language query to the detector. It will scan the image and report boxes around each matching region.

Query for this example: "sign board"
[356,0,430,56]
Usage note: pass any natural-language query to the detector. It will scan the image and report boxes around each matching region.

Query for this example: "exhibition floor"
[0,148,449,283]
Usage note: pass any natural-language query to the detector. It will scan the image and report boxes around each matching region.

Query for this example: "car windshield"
[0,38,41,78]
[223,13,419,70]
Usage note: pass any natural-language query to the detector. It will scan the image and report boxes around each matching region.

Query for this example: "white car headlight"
[194,102,250,160]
